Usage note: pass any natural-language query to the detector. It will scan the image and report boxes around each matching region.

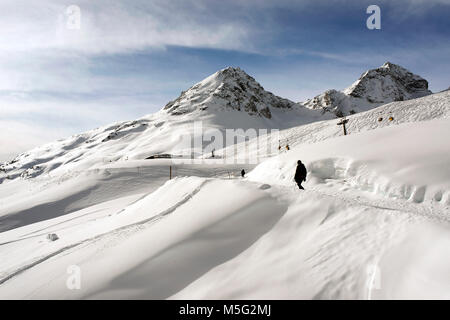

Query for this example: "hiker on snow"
[294,160,307,190]
[241,169,246,178]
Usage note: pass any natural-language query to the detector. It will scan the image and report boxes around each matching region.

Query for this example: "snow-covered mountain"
[164,67,296,118]
[303,62,432,116]
[220,89,450,160]
[0,67,327,183]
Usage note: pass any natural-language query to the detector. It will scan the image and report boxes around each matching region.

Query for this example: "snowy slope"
[218,89,450,162]
[0,160,256,232]
[0,67,327,183]
[0,117,448,299]
[249,118,450,207]
[303,62,432,116]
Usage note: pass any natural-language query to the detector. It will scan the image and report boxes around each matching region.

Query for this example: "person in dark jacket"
[294,160,307,190]
[241,169,246,178]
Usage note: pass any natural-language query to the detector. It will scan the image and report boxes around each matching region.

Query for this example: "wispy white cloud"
[0,0,254,55]
[0,0,258,100]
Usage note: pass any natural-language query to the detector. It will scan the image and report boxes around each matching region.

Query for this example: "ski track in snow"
[0,180,209,286]
[0,177,289,299]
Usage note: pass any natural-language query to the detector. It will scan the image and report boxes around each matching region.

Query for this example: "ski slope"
[0,115,449,299]
[217,89,450,161]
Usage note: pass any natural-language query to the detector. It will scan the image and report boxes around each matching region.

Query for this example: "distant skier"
[241,169,246,178]
[294,160,307,190]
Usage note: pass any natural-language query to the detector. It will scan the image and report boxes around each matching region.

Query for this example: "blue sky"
[1,0,449,160]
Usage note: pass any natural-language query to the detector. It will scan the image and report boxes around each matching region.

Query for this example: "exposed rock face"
[163,67,296,118]
[345,62,432,102]
[303,89,350,117]
[304,62,432,116]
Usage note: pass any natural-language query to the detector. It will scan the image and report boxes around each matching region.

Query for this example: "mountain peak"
[344,62,431,102]
[380,61,412,74]
[216,66,246,76]
[381,61,400,69]
[163,67,296,118]
[304,62,432,116]
[379,61,412,75]
[205,66,259,88]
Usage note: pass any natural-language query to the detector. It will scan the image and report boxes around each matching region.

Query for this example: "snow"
[249,118,450,205]
[0,160,255,232]
[218,89,450,162]
[0,65,449,299]
[171,118,450,300]
[0,177,287,299]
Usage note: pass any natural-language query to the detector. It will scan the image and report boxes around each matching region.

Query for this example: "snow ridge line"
[306,157,449,206]
[0,194,151,246]
[109,179,209,229]
[308,185,450,224]
[0,179,209,285]
[0,243,81,285]
[13,176,178,240]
